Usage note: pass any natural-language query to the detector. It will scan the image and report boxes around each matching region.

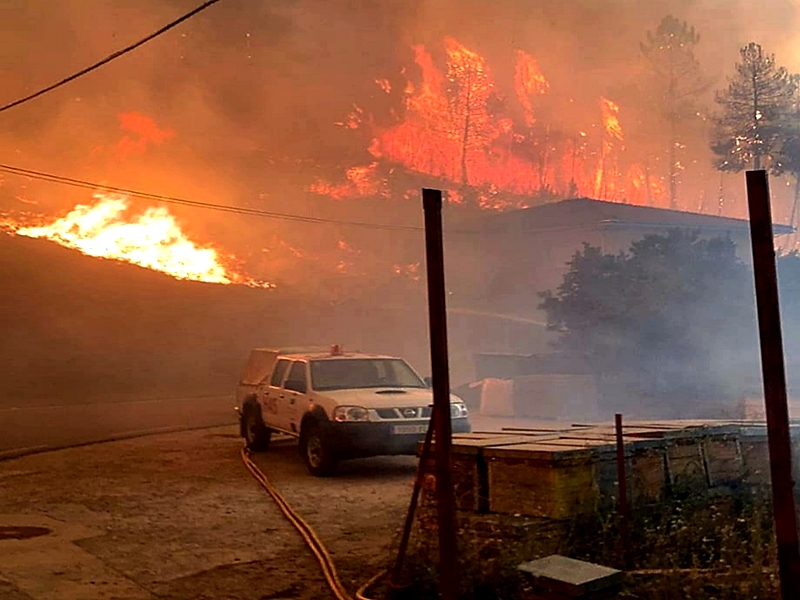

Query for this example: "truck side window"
[284,361,307,394]
[270,359,291,387]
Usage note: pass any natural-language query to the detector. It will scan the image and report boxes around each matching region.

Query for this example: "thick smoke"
[3,0,800,220]
[3,0,800,408]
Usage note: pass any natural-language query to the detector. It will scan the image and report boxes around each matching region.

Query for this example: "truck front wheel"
[244,405,272,452]
[301,423,338,477]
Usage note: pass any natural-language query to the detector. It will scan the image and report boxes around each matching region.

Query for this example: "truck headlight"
[450,403,469,418]
[333,406,370,422]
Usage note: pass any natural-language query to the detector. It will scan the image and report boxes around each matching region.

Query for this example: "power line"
[0,0,224,114]
[0,163,471,233]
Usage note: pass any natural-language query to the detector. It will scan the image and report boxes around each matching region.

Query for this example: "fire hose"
[240,447,386,600]
[240,408,436,599]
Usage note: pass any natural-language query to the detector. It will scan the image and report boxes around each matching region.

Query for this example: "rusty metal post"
[422,188,458,600]
[615,413,632,570]
[746,169,800,599]
[390,410,435,587]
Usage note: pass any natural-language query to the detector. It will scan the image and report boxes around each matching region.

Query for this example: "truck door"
[262,358,291,431]
[281,361,308,433]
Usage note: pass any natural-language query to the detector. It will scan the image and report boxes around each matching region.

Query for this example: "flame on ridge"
[311,37,668,210]
[4,193,272,288]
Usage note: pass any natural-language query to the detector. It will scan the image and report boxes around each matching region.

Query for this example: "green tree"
[539,230,758,402]
[640,15,709,209]
[711,42,796,171]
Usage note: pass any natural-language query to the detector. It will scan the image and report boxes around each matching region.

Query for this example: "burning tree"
[443,38,498,189]
[514,50,549,126]
[711,42,796,172]
[640,15,709,209]
[596,98,624,200]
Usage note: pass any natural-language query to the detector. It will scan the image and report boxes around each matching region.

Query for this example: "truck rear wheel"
[244,405,272,452]
[301,423,338,477]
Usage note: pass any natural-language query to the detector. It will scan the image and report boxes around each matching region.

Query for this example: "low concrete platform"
[518,554,622,599]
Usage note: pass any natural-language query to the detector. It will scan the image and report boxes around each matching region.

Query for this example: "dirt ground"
[0,426,417,600]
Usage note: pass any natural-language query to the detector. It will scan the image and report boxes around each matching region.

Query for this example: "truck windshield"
[310,358,426,391]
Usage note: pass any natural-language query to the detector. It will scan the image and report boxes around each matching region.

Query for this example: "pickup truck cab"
[236,346,471,476]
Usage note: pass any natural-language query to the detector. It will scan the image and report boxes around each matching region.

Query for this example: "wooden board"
[629,447,667,502]
[483,442,599,461]
[487,453,597,519]
[740,437,770,485]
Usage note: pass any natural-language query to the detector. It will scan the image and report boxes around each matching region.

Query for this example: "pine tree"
[711,42,796,171]
[773,75,800,237]
[641,15,709,209]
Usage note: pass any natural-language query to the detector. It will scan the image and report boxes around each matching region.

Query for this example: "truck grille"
[374,407,432,420]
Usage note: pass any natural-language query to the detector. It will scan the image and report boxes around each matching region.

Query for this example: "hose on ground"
[240,447,386,600]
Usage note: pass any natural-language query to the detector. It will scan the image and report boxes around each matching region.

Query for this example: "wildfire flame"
[515,50,549,126]
[599,97,624,141]
[116,112,175,157]
[86,112,176,162]
[311,37,667,209]
[4,193,272,288]
[309,162,389,199]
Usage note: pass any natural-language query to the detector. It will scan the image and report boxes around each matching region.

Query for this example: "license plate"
[393,424,427,435]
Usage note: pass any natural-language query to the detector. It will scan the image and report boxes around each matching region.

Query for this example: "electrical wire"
[0,163,477,233]
[0,0,224,114]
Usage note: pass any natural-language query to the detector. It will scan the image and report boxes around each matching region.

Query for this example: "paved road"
[0,394,237,459]
[0,426,413,600]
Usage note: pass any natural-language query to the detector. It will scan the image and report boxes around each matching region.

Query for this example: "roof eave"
[597,220,794,236]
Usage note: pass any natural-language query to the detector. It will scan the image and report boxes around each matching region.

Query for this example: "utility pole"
[746,170,800,600]
[422,188,458,600]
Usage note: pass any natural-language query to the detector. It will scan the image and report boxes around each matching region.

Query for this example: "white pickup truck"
[236,346,471,476]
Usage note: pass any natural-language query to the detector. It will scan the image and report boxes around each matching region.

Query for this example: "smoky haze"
[5,0,800,215]
[1,0,799,425]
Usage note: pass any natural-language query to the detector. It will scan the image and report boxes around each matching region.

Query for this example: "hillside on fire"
[4,197,800,418]
[5,0,800,414]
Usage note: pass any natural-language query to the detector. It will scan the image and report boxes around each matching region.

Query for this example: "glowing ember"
[337,239,359,253]
[392,262,421,282]
[335,105,364,130]
[4,193,272,288]
[375,78,392,94]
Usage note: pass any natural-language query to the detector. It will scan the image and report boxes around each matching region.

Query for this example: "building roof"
[482,197,794,236]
